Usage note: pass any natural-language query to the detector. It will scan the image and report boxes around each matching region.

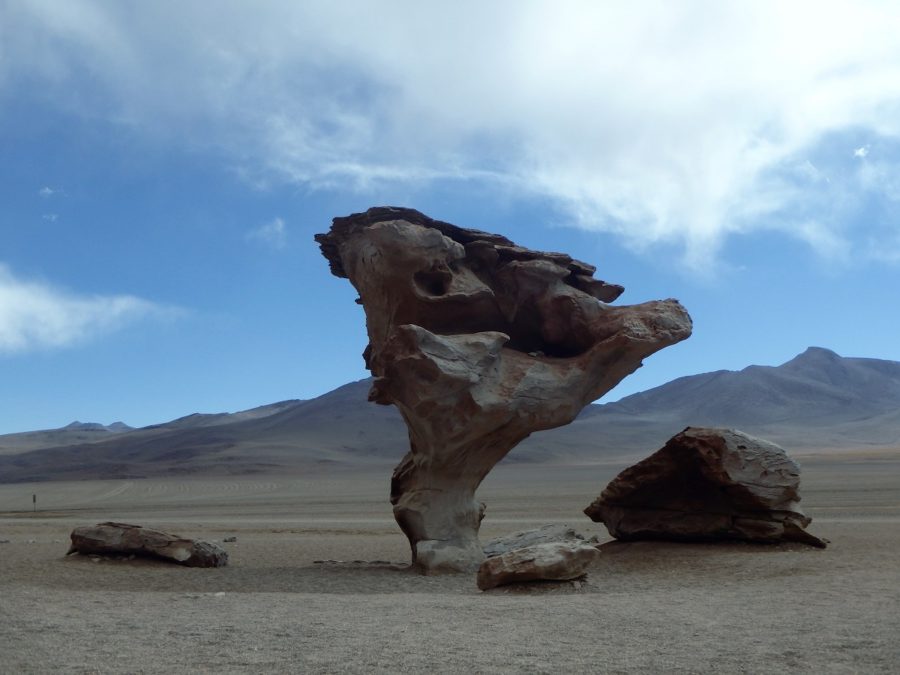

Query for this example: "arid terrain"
[1,455,898,674]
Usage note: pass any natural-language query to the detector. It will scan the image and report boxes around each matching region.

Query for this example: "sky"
[1,1,900,434]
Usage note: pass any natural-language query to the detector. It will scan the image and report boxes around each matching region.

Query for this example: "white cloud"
[795,221,849,261]
[38,186,56,197]
[247,217,287,249]
[0,265,178,354]
[858,160,900,201]
[854,146,870,158]
[42,213,58,222]
[5,1,900,263]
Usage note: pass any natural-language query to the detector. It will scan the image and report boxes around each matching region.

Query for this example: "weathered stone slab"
[483,524,587,558]
[67,522,228,567]
[584,427,827,547]
[477,541,601,590]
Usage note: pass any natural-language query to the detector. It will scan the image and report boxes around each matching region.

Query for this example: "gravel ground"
[1,460,898,674]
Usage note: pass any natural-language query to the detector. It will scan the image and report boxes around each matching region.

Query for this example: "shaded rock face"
[483,524,587,558]
[584,427,827,548]
[67,522,228,567]
[476,541,601,591]
[316,207,692,572]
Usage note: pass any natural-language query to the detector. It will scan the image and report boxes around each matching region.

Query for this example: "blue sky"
[2,1,899,433]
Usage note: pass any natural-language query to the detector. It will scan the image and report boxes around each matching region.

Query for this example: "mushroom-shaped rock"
[316,207,692,572]
[67,522,228,567]
[477,541,601,591]
[584,427,827,547]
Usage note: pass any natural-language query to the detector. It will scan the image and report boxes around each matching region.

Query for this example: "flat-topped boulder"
[584,427,827,548]
[316,207,692,572]
[477,541,601,590]
[483,524,589,558]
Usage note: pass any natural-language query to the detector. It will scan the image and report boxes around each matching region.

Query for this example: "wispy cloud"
[6,1,900,264]
[42,213,58,222]
[858,160,900,202]
[38,186,57,197]
[0,264,179,355]
[247,217,287,249]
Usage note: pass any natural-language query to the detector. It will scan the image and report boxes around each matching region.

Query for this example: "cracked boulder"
[67,522,228,567]
[483,524,589,558]
[584,427,827,548]
[316,206,692,572]
[477,541,601,590]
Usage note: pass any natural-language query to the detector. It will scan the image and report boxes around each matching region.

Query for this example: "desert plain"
[1,454,899,674]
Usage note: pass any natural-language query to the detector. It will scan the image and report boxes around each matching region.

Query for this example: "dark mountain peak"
[63,421,106,431]
[62,421,132,432]
[107,422,133,431]
[592,346,900,434]
[787,346,842,364]
[781,346,849,384]
[174,412,209,423]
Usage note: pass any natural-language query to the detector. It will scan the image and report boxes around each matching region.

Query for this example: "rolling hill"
[1,347,897,482]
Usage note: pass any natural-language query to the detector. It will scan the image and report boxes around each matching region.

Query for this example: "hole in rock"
[414,269,451,296]
[502,335,587,359]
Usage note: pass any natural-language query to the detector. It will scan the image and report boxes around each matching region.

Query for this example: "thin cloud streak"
[0,264,180,355]
[247,217,287,250]
[6,1,900,263]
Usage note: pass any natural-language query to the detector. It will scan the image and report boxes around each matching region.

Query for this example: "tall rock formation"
[316,207,692,572]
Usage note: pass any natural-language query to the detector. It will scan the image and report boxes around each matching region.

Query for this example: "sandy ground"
[1,458,899,674]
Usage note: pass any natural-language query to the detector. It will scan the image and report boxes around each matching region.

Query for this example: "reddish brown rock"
[476,541,601,590]
[67,522,228,567]
[584,427,827,547]
[316,207,692,572]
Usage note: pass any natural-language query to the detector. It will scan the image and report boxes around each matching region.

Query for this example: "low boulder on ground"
[584,427,827,548]
[476,541,600,591]
[67,522,228,567]
[483,524,588,558]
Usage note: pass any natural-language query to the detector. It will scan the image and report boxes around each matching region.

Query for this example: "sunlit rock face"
[316,206,692,573]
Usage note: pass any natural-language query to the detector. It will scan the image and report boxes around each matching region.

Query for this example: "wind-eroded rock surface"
[67,522,228,567]
[477,541,601,590]
[483,524,589,558]
[316,206,692,572]
[584,427,827,547]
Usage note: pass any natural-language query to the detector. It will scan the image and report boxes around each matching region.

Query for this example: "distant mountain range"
[0,420,133,455]
[1,347,898,483]
[569,346,900,455]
